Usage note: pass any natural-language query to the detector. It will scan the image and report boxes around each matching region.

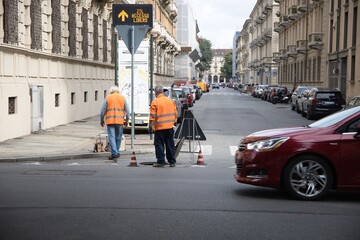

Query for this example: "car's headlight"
[247,137,289,152]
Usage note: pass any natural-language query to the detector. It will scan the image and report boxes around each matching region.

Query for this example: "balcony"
[257,39,266,47]
[296,39,307,53]
[265,2,272,11]
[165,2,177,20]
[254,17,263,25]
[261,29,272,42]
[274,22,283,33]
[160,0,170,6]
[279,49,288,60]
[288,6,299,21]
[308,33,324,49]
[287,44,297,57]
[298,0,308,13]
[279,15,290,28]
[262,57,273,66]
[273,52,281,62]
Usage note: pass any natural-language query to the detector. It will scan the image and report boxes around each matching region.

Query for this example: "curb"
[0,149,155,163]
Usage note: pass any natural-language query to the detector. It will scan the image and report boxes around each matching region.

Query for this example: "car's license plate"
[323,101,334,105]
[135,120,144,124]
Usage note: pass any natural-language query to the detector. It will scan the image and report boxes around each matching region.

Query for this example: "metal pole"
[149,34,154,140]
[114,31,118,86]
[131,26,135,149]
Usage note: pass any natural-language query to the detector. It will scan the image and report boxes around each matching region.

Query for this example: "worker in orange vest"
[150,85,178,167]
[100,86,130,161]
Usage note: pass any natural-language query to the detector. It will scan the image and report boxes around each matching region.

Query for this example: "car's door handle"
[329,142,338,146]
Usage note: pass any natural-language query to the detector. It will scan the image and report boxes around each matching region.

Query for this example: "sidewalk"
[0,115,154,163]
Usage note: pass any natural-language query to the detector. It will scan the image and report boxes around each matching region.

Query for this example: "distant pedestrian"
[100,86,130,161]
[150,85,178,167]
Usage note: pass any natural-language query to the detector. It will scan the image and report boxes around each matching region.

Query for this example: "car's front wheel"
[283,155,333,200]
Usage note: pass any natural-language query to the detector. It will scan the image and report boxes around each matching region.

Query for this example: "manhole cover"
[23,170,97,176]
[140,162,157,166]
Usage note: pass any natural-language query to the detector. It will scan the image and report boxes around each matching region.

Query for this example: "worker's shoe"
[108,154,120,160]
[153,163,165,168]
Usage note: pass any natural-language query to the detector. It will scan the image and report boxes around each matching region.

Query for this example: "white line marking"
[194,145,212,155]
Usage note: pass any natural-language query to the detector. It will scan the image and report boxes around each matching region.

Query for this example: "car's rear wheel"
[283,155,333,200]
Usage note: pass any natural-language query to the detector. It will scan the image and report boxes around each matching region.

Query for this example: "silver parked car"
[290,86,314,113]
[163,87,183,123]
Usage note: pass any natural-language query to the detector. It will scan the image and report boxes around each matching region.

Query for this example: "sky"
[191,0,258,49]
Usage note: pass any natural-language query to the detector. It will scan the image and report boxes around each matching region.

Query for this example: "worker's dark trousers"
[154,128,176,164]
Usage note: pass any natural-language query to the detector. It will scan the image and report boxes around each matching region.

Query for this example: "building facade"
[237,0,359,100]
[232,31,241,79]
[208,49,230,84]
[174,0,201,80]
[0,0,115,141]
[144,0,181,86]
[0,0,181,141]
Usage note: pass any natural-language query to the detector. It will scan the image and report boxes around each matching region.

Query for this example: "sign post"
[112,4,153,149]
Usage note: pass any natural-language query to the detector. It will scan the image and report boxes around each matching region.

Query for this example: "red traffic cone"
[128,151,139,167]
[196,150,205,165]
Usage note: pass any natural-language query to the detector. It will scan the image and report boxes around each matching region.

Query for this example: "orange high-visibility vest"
[150,93,177,131]
[105,93,126,125]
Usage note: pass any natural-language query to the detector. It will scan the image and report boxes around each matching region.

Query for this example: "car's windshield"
[309,106,360,128]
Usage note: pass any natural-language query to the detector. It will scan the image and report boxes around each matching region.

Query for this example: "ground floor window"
[8,97,16,114]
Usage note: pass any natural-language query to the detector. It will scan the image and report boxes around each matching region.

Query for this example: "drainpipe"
[304,0,309,84]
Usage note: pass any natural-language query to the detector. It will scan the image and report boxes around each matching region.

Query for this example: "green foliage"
[220,50,232,80]
[198,38,213,72]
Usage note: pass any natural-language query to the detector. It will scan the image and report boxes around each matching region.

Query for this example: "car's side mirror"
[355,123,360,139]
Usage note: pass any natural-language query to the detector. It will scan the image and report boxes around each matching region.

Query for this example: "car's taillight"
[312,98,320,105]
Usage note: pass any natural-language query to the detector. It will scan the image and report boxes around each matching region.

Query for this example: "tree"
[220,50,232,80]
[198,38,213,73]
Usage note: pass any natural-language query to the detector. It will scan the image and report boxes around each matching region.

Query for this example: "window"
[68,1,76,57]
[30,0,42,50]
[8,97,16,114]
[93,14,99,61]
[81,8,88,59]
[103,20,108,62]
[71,92,75,105]
[51,0,61,53]
[353,7,358,48]
[95,91,98,101]
[84,91,88,102]
[351,55,355,82]
[344,12,348,49]
[55,93,60,107]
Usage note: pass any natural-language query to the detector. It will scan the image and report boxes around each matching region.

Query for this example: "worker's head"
[109,86,120,94]
[154,85,163,97]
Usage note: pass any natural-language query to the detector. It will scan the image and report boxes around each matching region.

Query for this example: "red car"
[234,106,360,200]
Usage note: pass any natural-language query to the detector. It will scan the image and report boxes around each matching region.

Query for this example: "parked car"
[302,88,346,120]
[173,87,189,110]
[162,87,183,123]
[344,96,360,109]
[269,86,288,103]
[262,85,278,101]
[297,89,311,116]
[212,83,220,89]
[253,85,268,98]
[290,86,313,112]
[234,106,360,200]
[177,86,194,107]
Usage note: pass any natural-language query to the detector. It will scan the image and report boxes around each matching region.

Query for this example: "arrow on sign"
[118,10,128,22]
